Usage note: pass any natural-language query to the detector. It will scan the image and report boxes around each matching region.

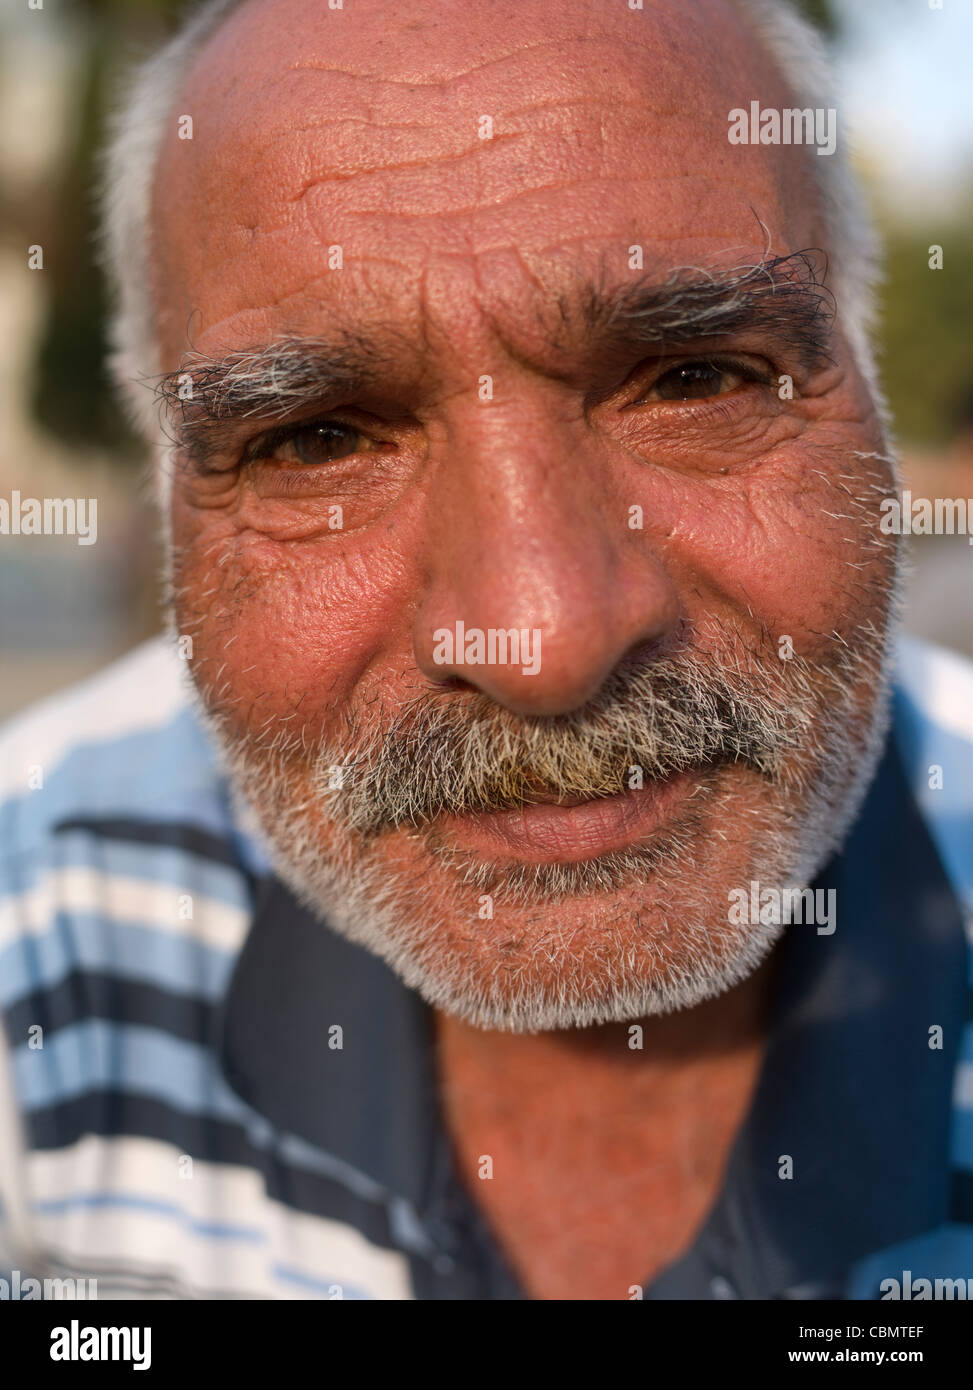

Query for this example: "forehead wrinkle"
[286,103,726,226]
[169,0,779,207]
[153,0,826,379]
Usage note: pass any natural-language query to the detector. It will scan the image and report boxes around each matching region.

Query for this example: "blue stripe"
[0,710,224,841]
[12,1020,249,1123]
[271,1263,373,1299]
[846,1223,973,1297]
[952,1105,973,1168]
[34,1191,265,1244]
[0,913,239,1008]
[1,831,260,909]
[895,689,973,912]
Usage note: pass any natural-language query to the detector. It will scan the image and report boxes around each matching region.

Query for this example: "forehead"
[151,0,823,366]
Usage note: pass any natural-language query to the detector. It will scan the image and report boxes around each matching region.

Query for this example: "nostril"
[436,674,480,696]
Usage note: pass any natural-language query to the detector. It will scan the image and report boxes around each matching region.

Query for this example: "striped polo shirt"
[1,633,972,1300]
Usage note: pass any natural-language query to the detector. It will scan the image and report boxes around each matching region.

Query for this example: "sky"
[835,0,973,216]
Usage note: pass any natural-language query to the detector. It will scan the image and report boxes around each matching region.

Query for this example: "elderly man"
[0,0,971,1303]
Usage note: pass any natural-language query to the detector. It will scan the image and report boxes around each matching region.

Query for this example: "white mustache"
[316,647,813,835]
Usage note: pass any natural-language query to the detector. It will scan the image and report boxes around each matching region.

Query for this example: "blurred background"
[1,0,971,718]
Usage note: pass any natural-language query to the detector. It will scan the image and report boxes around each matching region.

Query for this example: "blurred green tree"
[878,215,973,447]
[28,1,177,454]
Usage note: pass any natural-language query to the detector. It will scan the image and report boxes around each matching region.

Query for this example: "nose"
[413,384,682,716]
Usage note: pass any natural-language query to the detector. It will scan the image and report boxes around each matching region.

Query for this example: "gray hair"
[99,0,884,473]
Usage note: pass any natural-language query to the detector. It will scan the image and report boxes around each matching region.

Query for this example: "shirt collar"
[218,874,441,1213]
[218,723,968,1290]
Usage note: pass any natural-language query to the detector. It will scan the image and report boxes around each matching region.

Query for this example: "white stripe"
[26,1135,413,1300]
[0,637,188,801]
[0,866,249,955]
[897,635,973,744]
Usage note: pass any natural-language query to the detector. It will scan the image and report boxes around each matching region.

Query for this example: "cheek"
[656,452,897,658]
[171,510,414,736]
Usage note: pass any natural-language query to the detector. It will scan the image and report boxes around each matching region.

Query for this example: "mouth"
[435,769,700,863]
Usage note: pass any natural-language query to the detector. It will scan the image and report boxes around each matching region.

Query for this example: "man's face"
[155,0,897,1029]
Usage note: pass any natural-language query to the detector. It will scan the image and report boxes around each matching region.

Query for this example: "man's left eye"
[642,360,753,402]
[268,422,364,465]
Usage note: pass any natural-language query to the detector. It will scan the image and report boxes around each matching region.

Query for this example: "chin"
[256,765,824,1033]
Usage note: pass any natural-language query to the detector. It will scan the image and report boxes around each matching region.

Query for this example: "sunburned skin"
[148,0,900,1297]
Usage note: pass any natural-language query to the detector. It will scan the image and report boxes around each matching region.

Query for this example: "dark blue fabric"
[645,734,967,1298]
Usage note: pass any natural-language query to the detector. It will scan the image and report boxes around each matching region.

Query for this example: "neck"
[432,953,781,1299]
[434,952,779,1106]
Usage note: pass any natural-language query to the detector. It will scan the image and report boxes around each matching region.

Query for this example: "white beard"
[189,595,899,1033]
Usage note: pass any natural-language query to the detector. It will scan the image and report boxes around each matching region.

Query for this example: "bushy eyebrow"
[578,250,837,371]
[156,335,388,465]
[157,250,836,465]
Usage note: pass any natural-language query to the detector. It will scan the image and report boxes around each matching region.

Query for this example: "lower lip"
[436,771,696,862]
